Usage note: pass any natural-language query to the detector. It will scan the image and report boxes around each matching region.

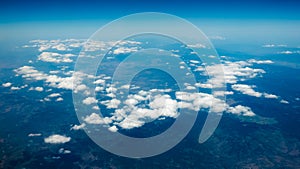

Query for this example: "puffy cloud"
[204,61,265,88]
[113,47,138,54]
[263,93,278,99]
[44,134,71,144]
[35,87,44,92]
[10,86,21,90]
[71,123,86,130]
[84,113,112,124]
[100,99,121,109]
[56,97,63,102]
[108,126,118,132]
[227,105,255,116]
[231,84,262,97]
[2,82,12,87]
[38,52,74,63]
[83,97,98,105]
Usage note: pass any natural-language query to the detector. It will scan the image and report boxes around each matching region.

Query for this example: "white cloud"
[204,61,266,88]
[187,43,206,48]
[28,133,42,137]
[48,93,61,98]
[56,97,63,102]
[280,99,289,104]
[84,113,112,124]
[262,44,287,48]
[34,87,44,92]
[108,126,118,132]
[71,123,86,130]
[248,59,274,64]
[10,86,21,90]
[38,52,74,63]
[44,134,71,144]
[263,93,278,99]
[227,105,255,116]
[279,51,295,54]
[231,84,262,97]
[113,47,138,54]
[82,97,98,105]
[2,82,12,87]
[100,99,121,109]
[58,148,71,154]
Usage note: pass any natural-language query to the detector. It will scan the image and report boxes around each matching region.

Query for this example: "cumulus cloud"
[44,134,71,144]
[35,87,44,92]
[2,82,12,87]
[84,113,112,124]
[38,52,74,63]
[71,123,86,130]
[56,97,63,102]
[263,93,278,99]
[231,84,262,97]
[10,86,21,90]
[48,93,61,98]
[83,97,98,105]
[227,105,255,116]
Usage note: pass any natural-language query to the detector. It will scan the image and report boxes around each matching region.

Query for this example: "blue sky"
[1,0,300,22]
[0,0,299,47]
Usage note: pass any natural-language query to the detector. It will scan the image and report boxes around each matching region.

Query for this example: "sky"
[1,0,300,22]
[0,0,299,47]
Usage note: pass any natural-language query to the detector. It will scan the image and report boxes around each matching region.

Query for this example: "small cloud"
[280,99,289,104]
[44,134,71,144]
[231,84,262,97]
[248,59,274,64]
[48,93,61,98]
[263,93,278,99]
[56,97,63,102]
[11,86,21,90]
[58,148,71,154]
[108,126,118,132]
[71,123,86,130]
[82,97,98,105]
[28,133,42,137]
[227,105,255,117]
[262,44,287,48]
[35,87,44,92]
[2,82,12,87]
[84,113,112,125]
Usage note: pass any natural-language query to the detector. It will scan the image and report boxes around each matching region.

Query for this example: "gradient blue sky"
[0,0,299,47]
[1,0,300,22]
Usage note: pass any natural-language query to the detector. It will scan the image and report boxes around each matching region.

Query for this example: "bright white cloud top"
[44,134,71,144]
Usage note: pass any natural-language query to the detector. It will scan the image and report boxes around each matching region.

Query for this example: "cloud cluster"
[38,52,75,63]
[231,84,262,97]
[14,38,284,132]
